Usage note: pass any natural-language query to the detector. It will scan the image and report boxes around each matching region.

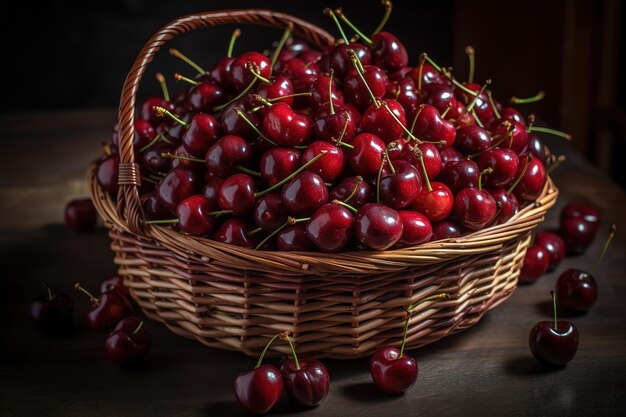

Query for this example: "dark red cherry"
[431,219,465,241]
[500,107,526,127]
[489,188,520,225]
[556,269,597,313]
[301,141,345,182]
[233,363,283,415]
[217,173,255,216]
[440,146,464,167]
[347,133,386,179]
[259,148,301,187]
[188,82,224,113]
[343,64,389,110]
[361,99,406,143]
[280,358,330,408]
[519,245,550,284]
[455,125,492,155]
[410,105,456,149]
[512,157,546,201]
[330,176,372,208]
[535,231,566,271]
[97,154,120,195]
[131,119,156,151]
[229,51,271,92]
[215,218,257,248]
[209,57,235,87]
[560,203,600,232]
[255,75,294,107]
[454,185,497,231]
[31,286,73,334]
[309,73,344,110]
[409,61,445,86]
[65,199,97,232]
[281,172,329,216]
[75,284,133,333]
[492,120,528,155]
[263,102,311,147]
[306,203,354,252]
[142,143,173,174]
[205,135,251,177]
[329,43,372,77]
[527,133,551,165]
[104,317,151,368]
[176,194,217,236]
[140,191,171,220]
[478,148,519,188]
[157,166,202,214]
[411,181,454,223]
[313,105,357,143]
[369,346,417,394]
[398,211,433,245]
[100,275,131,301]
[380,160,422,209]
[277,223,316,251]
[141,97,170,124]
[438,159,479,194]
[355,203,403,250]
[559,217,596,255]
[370,32,409,72]
[402,142,442,180]
[253,193,288,232]
[220,101,260,138]
[422,83,457,115]
[182,113,221,158]
[385,78,419,115]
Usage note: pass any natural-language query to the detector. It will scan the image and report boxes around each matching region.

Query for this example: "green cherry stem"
[270,25,293,70]
[267,92,312,103]
[213,77,258,112]
[335,7,373,44]
[400,293,449,357]
[421,53,476,95]
[139,133,168,153]
[472,110,485,128]
[409,105,425,135]
[372,0,393,35]
[528,126,572,141]
[255,151,328,198]
[280,331,301,370]
[144,219,179,225]
[74,283,99,305]
[343,176,364,203]
[324,8,350,44]
[417,54,426,96]
[248,62,272,84]
[511,91,545,104]
[174,73,199,86]
[466,79,492,113]
[153,106,189,129]
[376,160,385,203]
[414,148,432,192]
[133,321,144,335]
[507,155,532,194]
[255,332,283,369]
[465,46,475,84]
[440,103,453,119]
[348,49,380,108]
[328,69,336,115]
[546,155,566,175]
[141,176,159,185]
[591,224,617,274]
[382,102,421,142]
[551,291,558,331]
[169,48,205,75]
[233,108,277,146]
[384,146,395,174]
[332,199,358,214]
[227,28,241,58]
[41,281,53,301]
[236,165,261,177]
[478,168,493,191]
[155,73,170,102]
[335,112,353,147]
[486,90,501,120]
[161,153,204,163]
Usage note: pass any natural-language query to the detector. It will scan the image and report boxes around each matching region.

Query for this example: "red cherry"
[276,224,316,251]
[306,203,354,252]
[355,203,403,250]
[313,105,358,143]
[157,166,202,214]
[556,269,597,313]
[488,188,520,225]
[411,181,454,223]
[512,157,546,201]
[188,82,224,114]
[97,154,120,195]
[534,231,566,271]
[140,192,171,221]
[520,245,550,284]
[229,51,271,92]
[100,275,131,301]
[263,102,312,147]
[280,358,330,407]
[104,317,151,367]
[455,125,493,156]
[281,172,329,216]
[560,203,600,232]
[214,218,257,248]
[410,105,456,149]
[205,135,251,177]
[421,82,457,115]
[343,64,389,110]
[234,364,283,414]
[361,99,407,143]
[398,211,433,244]
[301,141,345,182]
[370,31,409,72]
[454,169,497,230]
[330,176,372,208]
[253,193,289,232]
[379,160,422,209]
[176,194,218,236]
[181,113,221,158]
[478,148,520,188]
[31,282,73,334]
[217,173,255,216]
[370,346,418,394]
[431,219,465,241]
[65,199,97,232]
[347,133,386,179]
[328,42,372,77]
[309,72,344,111]
[259,148,301,187]
[438,159,479,194]
[74,283,133,333]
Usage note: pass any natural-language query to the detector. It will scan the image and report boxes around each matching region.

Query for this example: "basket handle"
[116,9,335,234]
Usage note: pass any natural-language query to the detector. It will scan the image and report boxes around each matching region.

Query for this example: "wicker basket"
[88,9,558,359]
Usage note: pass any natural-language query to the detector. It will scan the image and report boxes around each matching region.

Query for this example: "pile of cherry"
[93,4,564,253]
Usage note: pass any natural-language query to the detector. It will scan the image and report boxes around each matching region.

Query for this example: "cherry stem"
[333,199,358,214]
[155,73,170,102]
[233,108,277,147]
[466,80,492,113]
[139,133,167,153]
[472,110,485,128]
[254,220,289,250]
[417,54,425,96]
[227,28,241,58]
[270,25,293,70]
[348,49,380,108]
[169,48,205,75]
[236,165,261,177]
[255,151,328,197]
[328,69,336,115]
[343,176,364,203]
[335,8,372,44]
[133,321,144,335]
[213,78,258,112]
[280,332,301,370]
[249,227,264,235]
[414,147,432,192]
[253,94,273,107]
[161,152,203,163]
[526,114,536,131]
[376,160,384,203]
[507,155,532,194]
[267,92,312,103]
[511,91,545,104]
[154,106,189,129]
[74,283,99,305]
[421,53,476,95]
[372,0,393,35]
[486,90,501,120]
[409,105,425,135]
[324,8,350,44]
[478,168,493,191]
[174,73,199,86]
[103,142,113,156]
[384,147,396,174]
[528,126,572,141]
[465,46,475,84]
[591,224,617,274]
[546,155,566,175]
[255,332,283,369]
[247,62,271,84]
[400,293,449,357]
[41,281,53,301]
[144,219,179,225]
[551,291,558,331]
[141,176,159,185]
[382,102,421,142]
[440,103,453,119]
[335,112,352,146]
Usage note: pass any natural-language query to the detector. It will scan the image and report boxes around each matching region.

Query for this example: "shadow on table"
[504,355,566,376]
[536,300,587,319]
[341,381,397,403]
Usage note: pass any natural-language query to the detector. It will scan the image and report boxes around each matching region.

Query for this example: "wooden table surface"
[1,109,625,417]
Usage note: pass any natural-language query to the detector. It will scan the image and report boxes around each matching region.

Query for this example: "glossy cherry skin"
[277,223,316,251]
[104,317,151,367]
[253,192,288,232]
[217,173,255,216]
[398,211,433,244]
[130,119,156,151]
[401,142,442,180]
[411,181,454,223]
[65,199,97,232]
[100,275,131,301]
[205,135,251,177]
[519,245,550,284]
[306,203,354,252]
[142,143,173,174]
[280,359,330,407]
[140,96,169,124]
[309,73,344,110]
[255,75,294,107]
[220,101,260,138]
[535,231,566,271]
[478,148,519,188]
[500,107,526,127]
[410,105,456,149]
[229,51,271,92]
[176,194,217,236]
[371,32,409,72]
[431,219,465,241]
[440,146,464,167]
[560,203,600,233]
[527,134,551,165]
[343,64,389,110]
[380,160,422,209]
[157,166,202,214]
[234,364,283,414]
[282,172,329,216]
[209,56,234,87]
[188,82,224,114]
[529,320,579,366]
[328,42,372,77]
[313,105,357,143]
[385,78,419,114]
[454,188,497,230]
[347,133,386,179]
[85,291,134,332]
[556,269,598,312]
[214,218,257,248]
[409,62,445,86]
[361,99,407,144]
[370,346,418,394]
[455,125,492,156]
[263,102,311,146]
[259,148,301,187]
[489,188,520,225]
[330,176,372,208]
[559,217,597,255]
[492,120,528,155]
[97,154,120,195]
[438,159,479,194]
[422,83,457,115]
[279,58,320,96]
[512,157,546,201]
[140,191,171,221]
[355,203,403,250]
[302,141,345,182]
[31,293,73,334]
[182,113,221,158]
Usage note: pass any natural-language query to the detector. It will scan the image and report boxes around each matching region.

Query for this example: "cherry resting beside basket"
[88,9,558,359]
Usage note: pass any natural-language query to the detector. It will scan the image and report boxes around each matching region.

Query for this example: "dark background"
[2,0,625,186]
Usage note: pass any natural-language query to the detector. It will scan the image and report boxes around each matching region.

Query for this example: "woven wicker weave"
[88,9,558,359]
